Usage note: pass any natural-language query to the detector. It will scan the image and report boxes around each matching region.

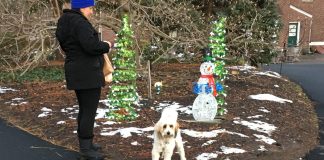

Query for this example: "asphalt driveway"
[263,54,324,160]
[0,119,79,160]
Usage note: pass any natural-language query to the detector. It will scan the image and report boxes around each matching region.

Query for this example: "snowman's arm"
[193,82,200,94]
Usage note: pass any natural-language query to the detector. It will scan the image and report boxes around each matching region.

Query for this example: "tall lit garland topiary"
[208,17,228,115]
[106,15,138,121]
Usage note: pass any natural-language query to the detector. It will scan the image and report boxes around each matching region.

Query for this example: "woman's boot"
[91,143,102,151]
[90,138,102,151]
[79,138,105,160]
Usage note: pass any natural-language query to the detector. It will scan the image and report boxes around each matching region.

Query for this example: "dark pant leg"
[75,88,101,139]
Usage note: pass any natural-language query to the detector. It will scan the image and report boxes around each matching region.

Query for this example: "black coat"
[56,9,110,90]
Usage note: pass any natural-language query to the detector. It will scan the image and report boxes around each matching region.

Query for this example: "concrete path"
[263,54,324,160]
[0,118,79,160]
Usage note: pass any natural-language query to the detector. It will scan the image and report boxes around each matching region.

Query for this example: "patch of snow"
[248,94,293,103]
[100,127,154,138]
[178,106,192,114]
[182,129,248,138]
[12,98,24,101]
[258,107,270,113]
[247,115,263,119]
[68,110,79,114]
[61,105,79,115]
[95,108,110,119]
[61,108,68,113]
[0,87,17,93]
[69,116,76,119]
[38,107,53,117]
[147,134,154,139]
[233,118,277,135]
[233,117,240,120]
[41,107,52,112]
[196,153,218,160]
[254,134,276,144]
[101,127,113,131]
[9,102,28,106]
[61,106,79,116]
[274,85,279,88]
[202,140,217,146]
[94,122,100,128]
[38,112,51,118]
[99,99,112,107]
[220,146,246,154]
[156,102,181,110]
[99,127,248,141]
[253,71,281,79]
[258,145,267,151]
[7,97,28,106]
[227,65,256,72]
[57,121,66,125]
[131,141,140,145]
[154,102,191,115]
[102,121,118,125]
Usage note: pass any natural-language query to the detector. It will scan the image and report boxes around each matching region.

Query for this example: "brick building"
[277,0,324,53]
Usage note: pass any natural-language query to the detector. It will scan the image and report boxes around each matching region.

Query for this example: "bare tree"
[0,0,59,74]
[0,0,210,74]
[94,0,209,65]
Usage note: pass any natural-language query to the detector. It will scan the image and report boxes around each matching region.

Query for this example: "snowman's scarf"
[200,75,217,96]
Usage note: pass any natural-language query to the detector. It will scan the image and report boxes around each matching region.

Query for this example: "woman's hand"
[104,41,112,48]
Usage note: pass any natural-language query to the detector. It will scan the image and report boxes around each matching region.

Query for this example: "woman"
[56,0,113,159]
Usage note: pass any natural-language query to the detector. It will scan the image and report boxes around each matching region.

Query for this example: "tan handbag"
[103,53,114,83]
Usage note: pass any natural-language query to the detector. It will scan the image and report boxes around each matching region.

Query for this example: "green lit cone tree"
[106,15,138,121]
[208,17,228,115]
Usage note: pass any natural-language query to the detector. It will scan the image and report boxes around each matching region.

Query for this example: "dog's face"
[156,122,179,138]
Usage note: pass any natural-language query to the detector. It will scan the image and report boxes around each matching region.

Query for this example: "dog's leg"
[163,142,175,160]
[152,141,161,160]
[163,150,173,160]
[176,134,186,160]
[152,130,162,160]
[152,151,160,160]
[176,142,186,160]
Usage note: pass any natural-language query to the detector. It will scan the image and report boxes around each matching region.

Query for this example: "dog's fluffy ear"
[174,122,180,138]
[155,122,163,138]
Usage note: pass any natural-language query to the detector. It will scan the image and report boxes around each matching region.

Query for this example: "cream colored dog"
[152,108,186,160]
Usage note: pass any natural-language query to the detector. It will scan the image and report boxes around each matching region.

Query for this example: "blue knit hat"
[71,0,95,9]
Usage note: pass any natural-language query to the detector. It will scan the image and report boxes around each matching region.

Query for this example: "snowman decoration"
[192,62,218,121]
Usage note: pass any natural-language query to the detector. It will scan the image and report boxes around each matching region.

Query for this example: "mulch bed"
[0,63,318,160]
